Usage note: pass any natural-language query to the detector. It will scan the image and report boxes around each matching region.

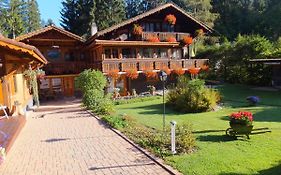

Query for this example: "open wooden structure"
[0,36,47,114]
[17,3,212,97]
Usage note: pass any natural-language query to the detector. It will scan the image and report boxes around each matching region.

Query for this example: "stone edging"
[85,110,182,175]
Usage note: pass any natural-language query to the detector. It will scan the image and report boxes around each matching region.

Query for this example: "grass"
[114,84,281,175]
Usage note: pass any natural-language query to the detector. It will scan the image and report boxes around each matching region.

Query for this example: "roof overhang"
[250,58,281,65]
[0,36,48,65]
[16,25,85,43]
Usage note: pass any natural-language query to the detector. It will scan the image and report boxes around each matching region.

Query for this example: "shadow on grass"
[196,135,237,142]
[218,161,281,175]
[128,104,181,115]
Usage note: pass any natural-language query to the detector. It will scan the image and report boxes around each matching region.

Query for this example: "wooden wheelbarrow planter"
[226,124,253,139]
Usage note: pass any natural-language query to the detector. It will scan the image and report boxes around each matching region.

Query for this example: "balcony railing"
[102,59,208,73]
[142,32,190,41]
[44,62,88,75]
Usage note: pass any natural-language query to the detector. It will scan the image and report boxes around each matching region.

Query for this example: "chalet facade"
[0,36,47,115]
[17,3,211,97]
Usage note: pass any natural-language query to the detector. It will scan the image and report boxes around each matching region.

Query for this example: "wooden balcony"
[142,32,190,41]
[102,59,208,73]
[44,62,88,75]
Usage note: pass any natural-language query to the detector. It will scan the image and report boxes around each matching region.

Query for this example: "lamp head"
[159,70,168,82]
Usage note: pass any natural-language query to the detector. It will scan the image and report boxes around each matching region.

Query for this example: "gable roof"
[0,36,48,65]
[87,3,213,44]
[16,25,85,42]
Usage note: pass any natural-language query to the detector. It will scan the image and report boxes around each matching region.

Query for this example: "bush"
[78,69,114,115]
[176,123,196,153]
[77,69,106,92]
[167,78,220,113]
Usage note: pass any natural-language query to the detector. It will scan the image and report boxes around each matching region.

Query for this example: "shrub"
[176,123,196,154]
[77,69,106,92]
[78,69,114,115]
[167,78,220,113]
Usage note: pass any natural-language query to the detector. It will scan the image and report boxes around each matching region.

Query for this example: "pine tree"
[171,0,217,27]
[25,0,41,32]
[0,0,26,38]
[95,0,126,30]
[60,0,95,38]
[125,0,142,18]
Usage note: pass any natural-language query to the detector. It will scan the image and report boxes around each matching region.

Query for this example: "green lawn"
[115,84,281,175]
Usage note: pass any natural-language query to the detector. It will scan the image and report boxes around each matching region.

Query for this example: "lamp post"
[159,71,168,133]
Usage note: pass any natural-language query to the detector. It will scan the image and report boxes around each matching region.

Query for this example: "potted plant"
[182,36,193,45]
[226,111,254,139]
[164,14,177,25]
[144,69,157,79]
[132,24,143,35]
[147,85,156,95]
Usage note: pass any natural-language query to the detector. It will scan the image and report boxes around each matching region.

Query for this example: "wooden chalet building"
[17,3,212,97]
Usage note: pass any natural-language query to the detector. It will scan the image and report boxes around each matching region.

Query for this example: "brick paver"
[0,99,172,175]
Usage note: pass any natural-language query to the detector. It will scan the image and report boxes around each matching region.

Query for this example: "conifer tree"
[95,0,126,30]
[25,0,41,32]
[60,0,95,38]
[0,0,26,38]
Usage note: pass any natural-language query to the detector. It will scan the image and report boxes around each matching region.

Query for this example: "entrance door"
[63,77,74,97]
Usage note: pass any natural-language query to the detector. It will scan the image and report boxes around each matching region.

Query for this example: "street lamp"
[159,71,168,133]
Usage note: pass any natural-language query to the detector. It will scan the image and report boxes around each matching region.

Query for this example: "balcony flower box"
[147,36,160,42]
[166,36,177,42]
[107,69,120,79]
[126,69,138,79]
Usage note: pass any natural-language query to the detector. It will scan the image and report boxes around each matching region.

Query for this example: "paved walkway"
[0,99,172,175]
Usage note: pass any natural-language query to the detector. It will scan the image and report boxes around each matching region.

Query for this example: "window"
[160,48,168,58]
[47,50,61,60]
[104,48,111,59]
[122,48,136,59]
[155,23,161,32]
[145,23,155,32]
[64,52,75,61]
[172,49,182,59]
[142,48,153,58]
[162,23,174,32]
[112,49,118,59]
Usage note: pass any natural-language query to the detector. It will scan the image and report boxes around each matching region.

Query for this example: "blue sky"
[37,0,63,26]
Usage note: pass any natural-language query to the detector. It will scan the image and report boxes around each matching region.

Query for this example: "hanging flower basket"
[195,29,204,37]
[107,69,120,79]
[173,69,185,75]
[188,68,201,75]
[164,14,177,25]
[126,69,138,80]
[226,111,254,139]
[147,36,160,42]
[182,36,193,45]
[166,36,177,42]
[132,24,143,35]
[161,67,171,75]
